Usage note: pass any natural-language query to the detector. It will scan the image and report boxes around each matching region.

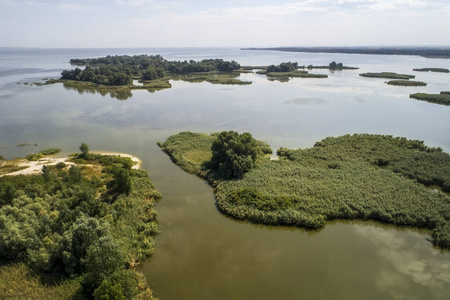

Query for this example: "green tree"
[69,165,82,184]
[42,165,51,182]
[107,166,132,195]
[79,143,89,157]
[211,131,259,179]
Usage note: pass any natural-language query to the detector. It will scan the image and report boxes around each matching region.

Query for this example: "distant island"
[413,68,450,73]
[410,91,450,106]
[43,55,251,94]
[241,47,450,59]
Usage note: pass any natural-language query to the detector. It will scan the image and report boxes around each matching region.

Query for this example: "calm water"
[1,48,449,299]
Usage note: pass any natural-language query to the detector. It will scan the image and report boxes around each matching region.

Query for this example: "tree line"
[61,55,241,86]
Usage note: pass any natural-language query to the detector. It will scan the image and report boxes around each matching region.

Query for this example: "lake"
[0,47,449,299]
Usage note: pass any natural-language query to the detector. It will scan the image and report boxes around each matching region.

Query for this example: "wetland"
[1,47,450,299]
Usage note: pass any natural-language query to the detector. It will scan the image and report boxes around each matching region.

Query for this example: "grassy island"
[266,71,327,78]
[160,132,450,249]
[0,146,160,299]
[360,72,415,80]
[413,68,450,73]
[45,55,251,94]
[410,92,450,105]
[387,80,427,86]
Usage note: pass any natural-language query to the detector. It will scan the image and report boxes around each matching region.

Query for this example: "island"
[160,131,450,249]
[413,68,450,73]
[241,47,450,59]
[387,80,427,86]
[410,91,450,105]
[43,55,251,96]
[359,72,415,80]
[254,62,328,78]
[0,145,160,299]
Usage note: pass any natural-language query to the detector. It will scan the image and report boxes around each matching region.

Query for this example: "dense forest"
[160,132,450,249]
[0,147,160,299]
[242,47,450,58]
[61,55,241,86]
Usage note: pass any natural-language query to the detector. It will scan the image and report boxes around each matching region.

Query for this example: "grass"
[410,92,450,106]
[266,71,328,78]
[39,147,61,155]
[0,159,28,175]
[413,68,450,73]
[0,263,84,300]
[360,72,415,80]
[173,72,252,85]
[160,132,450,249]
[387,80,427,86]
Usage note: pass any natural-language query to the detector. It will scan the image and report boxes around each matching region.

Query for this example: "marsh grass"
[360,72,415,80]
[266,71,327,78]
[387,80,426,86]
[413,68,450,73]
[410,92,450,106]
[160,132,450,249]
[172,72,252,85]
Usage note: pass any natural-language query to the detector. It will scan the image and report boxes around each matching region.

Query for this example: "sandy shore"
[0,152,141,177]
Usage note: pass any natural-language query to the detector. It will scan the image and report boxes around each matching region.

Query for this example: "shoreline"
[0,151,142,177]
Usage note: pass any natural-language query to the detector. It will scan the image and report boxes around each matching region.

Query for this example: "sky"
[1,0,449,48]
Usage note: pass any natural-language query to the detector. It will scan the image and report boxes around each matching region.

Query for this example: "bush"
[39,148,61,155]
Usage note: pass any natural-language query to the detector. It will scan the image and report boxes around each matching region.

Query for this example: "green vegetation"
[360,72,415,80]
[267,71,327,78]
[261,62,328,78]
[304,62,359,70]
[0,159,28,175]
[16,143,35,147]
[410,92,450,106]
[0,263,83,299]
[210,131,272,179]
[25,147,62,161]
[44,55,247,94]
[266,62,299,73]
[39,148,61,155]
[0,145,160,299]
[26,148,61,161]
[60,55,240,86]
[387,80,427,86]
[413,68,450,73]
[160,132,450,249]
[173,72,251,85]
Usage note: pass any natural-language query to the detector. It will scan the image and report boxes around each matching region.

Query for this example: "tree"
[69,165,82,184]
[80,143,89,157]
[107,166,132,195]
[211,131,259,179]
[42,165,51,182]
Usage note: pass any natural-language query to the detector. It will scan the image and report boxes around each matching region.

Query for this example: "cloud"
[354,225,450,295]
[114,0,181,9]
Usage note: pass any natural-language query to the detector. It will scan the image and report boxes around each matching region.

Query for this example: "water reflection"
[62,82,133,100]
[354,224,450,299]
[268,77,291,83]
[284,97,328,105]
